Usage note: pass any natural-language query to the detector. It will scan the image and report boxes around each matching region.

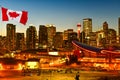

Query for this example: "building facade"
[16,33,25,51]
[39,25,48,49]
[6,23,16,51]
[63,29,78,50]
[83,18,92,38]
[53,32,63,50]
[46,24,56,50]
[26,26,37,50]
[96,22,117,48]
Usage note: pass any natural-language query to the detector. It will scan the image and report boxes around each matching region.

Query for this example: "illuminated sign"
[48,52,58,56]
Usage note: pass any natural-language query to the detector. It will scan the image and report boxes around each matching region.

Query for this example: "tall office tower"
[83,18,92,38]
[119,17,120,43]
[16,33,25,50]
[6,23,16,51]
[46,24,56,50]
[53,32,63,50]
[63,29,74,40]
[39,25,48,49]
[63,29,77,50]
[103,21,109,43]
[26,26,37,50]
[0,36,7,49]
[63,30,68,41]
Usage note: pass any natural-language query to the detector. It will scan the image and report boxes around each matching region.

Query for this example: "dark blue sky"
[0,0,120,36]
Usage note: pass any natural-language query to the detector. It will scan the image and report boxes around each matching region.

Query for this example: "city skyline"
[0,0,120,36]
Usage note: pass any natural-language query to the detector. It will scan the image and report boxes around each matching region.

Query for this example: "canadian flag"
[1,7,28,25]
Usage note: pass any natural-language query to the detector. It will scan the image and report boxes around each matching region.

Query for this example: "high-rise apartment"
[6,23,16,51]
[83,18,92,38]
[53,32,63,50]
[63,29,74,40]
[16,33,25,50]
[39,25,48,49]
[63,29,77,50]
[26,26,37,49]
[103,21,108,44]
[46,24,56,50]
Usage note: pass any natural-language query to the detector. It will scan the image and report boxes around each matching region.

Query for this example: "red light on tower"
[77,23,81,41]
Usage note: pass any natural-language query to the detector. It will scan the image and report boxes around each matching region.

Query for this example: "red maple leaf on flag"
[2,7,28,25]
[9,12,20,18]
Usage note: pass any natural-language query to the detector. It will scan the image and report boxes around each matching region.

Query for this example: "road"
[0,70,22,80]
[0,70,120,80]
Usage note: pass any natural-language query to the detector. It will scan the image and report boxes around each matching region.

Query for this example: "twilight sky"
[0,0,120,36]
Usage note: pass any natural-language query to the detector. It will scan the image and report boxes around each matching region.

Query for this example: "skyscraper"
[83,18,92,38]
[46,24,56,50]
[63,29,77,50]
[6,23,16,51]
[26,26,37,49]
[63,29,74,41]
[16,33,25,50]
[39,25,48,49]
[103,21,108,44]
[53,32,63,50]
[96,22,116,48]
